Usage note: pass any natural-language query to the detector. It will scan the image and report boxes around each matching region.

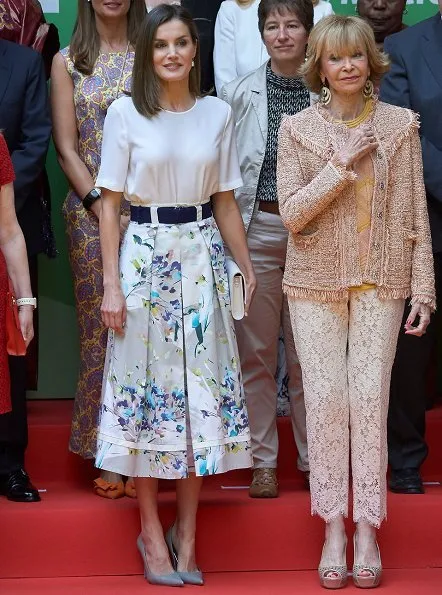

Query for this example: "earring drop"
[320,83,331,106]
[363,79,374,99]
[192,59,195,68]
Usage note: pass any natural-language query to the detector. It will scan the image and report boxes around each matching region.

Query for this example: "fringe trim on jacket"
[282,283,434,307]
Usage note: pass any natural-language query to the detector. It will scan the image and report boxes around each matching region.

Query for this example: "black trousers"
[0,356,28,474]
[0,257,37,475]
[388,253,442,471]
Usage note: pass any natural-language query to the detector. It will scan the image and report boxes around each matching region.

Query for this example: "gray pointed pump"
[165,526,205,586]
[136,534,184,587]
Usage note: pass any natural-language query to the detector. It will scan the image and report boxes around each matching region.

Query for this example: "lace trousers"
[288,289,404,527]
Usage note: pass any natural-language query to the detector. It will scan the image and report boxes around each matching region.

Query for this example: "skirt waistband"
[130,202,212,225]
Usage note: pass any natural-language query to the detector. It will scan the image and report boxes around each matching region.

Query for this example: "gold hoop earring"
[320,85,331,106]
[363,79,374,99]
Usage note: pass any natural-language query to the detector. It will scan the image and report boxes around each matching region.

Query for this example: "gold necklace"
[101,42,130,102]
[332,99,374,128]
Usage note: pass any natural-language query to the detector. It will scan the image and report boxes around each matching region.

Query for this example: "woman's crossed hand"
[333,124,378,168]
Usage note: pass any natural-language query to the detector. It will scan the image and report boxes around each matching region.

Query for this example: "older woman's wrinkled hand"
[404,302,431,337]
[333,124,378,168]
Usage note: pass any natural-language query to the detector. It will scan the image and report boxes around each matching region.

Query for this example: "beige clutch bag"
[225,257,246,320]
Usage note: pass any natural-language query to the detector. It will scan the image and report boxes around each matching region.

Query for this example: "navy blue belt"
[130,202,212,224]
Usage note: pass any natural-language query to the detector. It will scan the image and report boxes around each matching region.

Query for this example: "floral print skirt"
[96,216,252,479]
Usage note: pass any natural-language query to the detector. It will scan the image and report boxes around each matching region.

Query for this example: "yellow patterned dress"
[60,47,134,458]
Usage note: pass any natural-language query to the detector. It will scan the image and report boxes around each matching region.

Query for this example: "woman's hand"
[120,215,130,242]
[404,302,431,337]
[18,306,34,348]
[333,124,378,168]
[101,285,127,335]
[244,268,257,317]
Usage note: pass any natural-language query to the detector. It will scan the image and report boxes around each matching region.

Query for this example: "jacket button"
[380,182,385,190]
[377,151,382,159]
[378,212,383,219]
[374,243,380,250]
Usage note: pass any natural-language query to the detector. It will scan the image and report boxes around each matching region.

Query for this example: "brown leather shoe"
[249,468,279,498]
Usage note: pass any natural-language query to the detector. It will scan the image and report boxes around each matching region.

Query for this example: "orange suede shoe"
[93,477,125,499]
[124,478,137,498]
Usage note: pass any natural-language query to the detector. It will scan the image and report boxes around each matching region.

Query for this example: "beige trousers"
[235,211,308,471]
[288,289,404,527]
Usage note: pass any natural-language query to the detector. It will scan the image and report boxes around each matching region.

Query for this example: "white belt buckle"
[196,204,203,222]
[150,206,159,224]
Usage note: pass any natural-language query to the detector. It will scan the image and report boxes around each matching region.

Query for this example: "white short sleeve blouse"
[96,95,243,206]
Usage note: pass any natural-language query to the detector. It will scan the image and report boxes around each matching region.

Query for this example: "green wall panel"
[34,0,79,398]
[37,0,439,398]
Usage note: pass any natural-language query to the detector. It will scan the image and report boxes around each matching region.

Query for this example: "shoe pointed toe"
[178,569,204,586]
[146,570,184,587]
[165,527,204,585]
[137,534,184,587]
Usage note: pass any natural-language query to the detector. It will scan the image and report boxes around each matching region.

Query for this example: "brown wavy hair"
[69,0,146,75]
[131,4,201,118]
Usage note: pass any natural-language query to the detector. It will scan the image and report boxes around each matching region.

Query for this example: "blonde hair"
[300,14,390,94]
[312,0,319,5]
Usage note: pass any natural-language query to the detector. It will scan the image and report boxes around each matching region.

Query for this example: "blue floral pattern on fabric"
[96,218,251,478]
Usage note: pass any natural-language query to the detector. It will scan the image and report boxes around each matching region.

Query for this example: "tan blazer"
[277,100,436,310]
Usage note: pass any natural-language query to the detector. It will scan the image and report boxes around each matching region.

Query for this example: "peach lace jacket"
[277,100,436,311]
